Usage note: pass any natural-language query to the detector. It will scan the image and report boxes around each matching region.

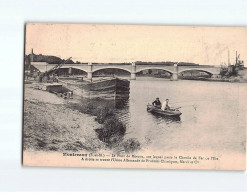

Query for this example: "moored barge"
[58,77,130,100]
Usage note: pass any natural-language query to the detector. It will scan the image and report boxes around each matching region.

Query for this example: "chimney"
[228,49,230,66]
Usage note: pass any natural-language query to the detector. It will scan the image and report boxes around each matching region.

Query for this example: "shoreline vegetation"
[68,100,141,153]
[23,85,140,154]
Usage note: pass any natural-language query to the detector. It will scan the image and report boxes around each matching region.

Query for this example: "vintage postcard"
[23,23,246,170]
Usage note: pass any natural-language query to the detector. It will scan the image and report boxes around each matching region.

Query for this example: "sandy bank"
[23,85,103,152]
[24,84,65,104]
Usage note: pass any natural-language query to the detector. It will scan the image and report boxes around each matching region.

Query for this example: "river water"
[114,78,246,154]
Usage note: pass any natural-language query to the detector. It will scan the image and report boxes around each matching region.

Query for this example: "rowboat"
[146,104,182,118]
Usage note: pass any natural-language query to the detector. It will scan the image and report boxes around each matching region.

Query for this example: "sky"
[25,23,247,66]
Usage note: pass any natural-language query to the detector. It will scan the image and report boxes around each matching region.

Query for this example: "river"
[114,78,246,155]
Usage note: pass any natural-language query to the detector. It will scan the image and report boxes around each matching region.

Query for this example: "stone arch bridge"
[31,62,221,81]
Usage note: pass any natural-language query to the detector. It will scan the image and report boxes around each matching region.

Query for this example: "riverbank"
[23,84,140,153]
[23,85,103,152]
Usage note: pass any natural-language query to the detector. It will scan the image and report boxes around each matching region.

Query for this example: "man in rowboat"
[152,97,162,108]
[161,99,170,111]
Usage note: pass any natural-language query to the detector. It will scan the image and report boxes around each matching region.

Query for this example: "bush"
[95,106,114,124]
[48,146,58,151]
[122,138,141,153]
[95,118,126,144]
[85,103,95,114]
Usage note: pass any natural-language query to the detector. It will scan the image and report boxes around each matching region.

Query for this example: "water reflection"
[114,98,129,109]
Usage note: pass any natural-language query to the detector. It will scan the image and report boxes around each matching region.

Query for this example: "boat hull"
[147,104,182,118]
[58,77,130,100]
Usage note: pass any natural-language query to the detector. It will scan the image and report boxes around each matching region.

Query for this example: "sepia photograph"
[22,23,246,170]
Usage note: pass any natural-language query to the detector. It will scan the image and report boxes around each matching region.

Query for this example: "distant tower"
[30,48,34,62]
[27,48,34,71]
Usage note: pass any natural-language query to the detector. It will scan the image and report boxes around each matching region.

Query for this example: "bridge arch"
[55,66,88,76]
[59,66,88,73]
[178,69,214,75]
[136,67,174,74]
[92,67,131,73]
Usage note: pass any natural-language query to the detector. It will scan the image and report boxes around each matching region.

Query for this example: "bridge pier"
[87,62,93,80]
[131,73,136,80]
[130,62,136,80]
[87,72,93,80]
[172,63,178,81]
[68,67,72,75]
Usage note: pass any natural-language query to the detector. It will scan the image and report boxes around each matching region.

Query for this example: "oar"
[172,105,197,111]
